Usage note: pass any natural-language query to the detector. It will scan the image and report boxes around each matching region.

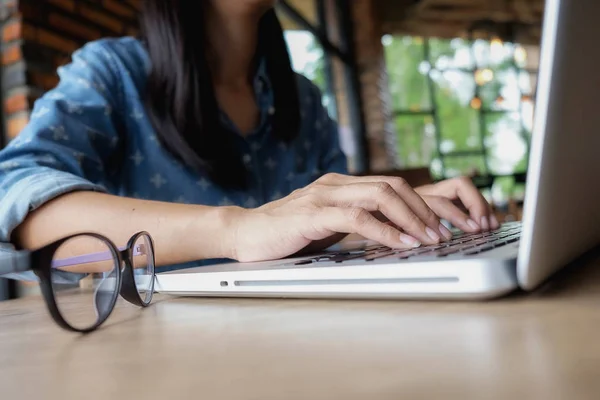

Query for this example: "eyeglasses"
[0,231,155,333]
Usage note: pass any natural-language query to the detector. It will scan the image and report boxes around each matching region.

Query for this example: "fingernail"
[425,227,440,243]
[481,216,490,231]
[439,223,453,240]
[467,219,480,231]
[400,233,421,248]
[490,215,500,229]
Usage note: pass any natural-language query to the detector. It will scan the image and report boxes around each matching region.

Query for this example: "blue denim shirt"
[0,37,347,280]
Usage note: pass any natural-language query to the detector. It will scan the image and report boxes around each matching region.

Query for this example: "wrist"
[209,206,247,260]
[181,205,245,261]
[211,205,246,261]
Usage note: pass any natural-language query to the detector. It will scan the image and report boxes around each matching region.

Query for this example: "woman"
[0,0,497,271]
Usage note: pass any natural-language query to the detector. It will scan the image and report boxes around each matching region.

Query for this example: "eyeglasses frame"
[0,231,156,333]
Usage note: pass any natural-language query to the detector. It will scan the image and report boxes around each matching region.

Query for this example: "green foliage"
[384,35,532,199]
[306,36,327,93]
[286,31,534,202]
[385,36,431,111]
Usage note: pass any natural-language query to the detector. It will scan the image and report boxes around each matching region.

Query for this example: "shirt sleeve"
[0,40,125,245]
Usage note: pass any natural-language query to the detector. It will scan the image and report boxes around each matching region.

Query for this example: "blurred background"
[0,0,544,300]
[277,0,541,219]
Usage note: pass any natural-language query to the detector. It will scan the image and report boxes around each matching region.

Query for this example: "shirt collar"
[253,57,270,96]
[220,57,274,139]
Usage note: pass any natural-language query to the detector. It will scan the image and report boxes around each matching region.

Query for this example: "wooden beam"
[512,0,539,24]
[419,8,515,23]
[378,0,544,42]
[277,0,350,63]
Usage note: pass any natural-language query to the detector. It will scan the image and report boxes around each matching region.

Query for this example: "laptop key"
[464,245,496,256]
[364,245,387,251]
[471,233,487,239]
[293,259,314,265]
[314,255,336,262]
[420,244,447,252]
[436,243,480,257]
[303,252,364,264]
[365,250,397,261]
[453,232,481,240]
[396,249,432,259]
[435,248,461,257]
[498,233,515,239]
[472,238,494,245]
[332,254,367,263]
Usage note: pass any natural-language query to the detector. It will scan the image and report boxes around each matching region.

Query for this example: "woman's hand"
[415,177,499,233]
[226,173,454,263]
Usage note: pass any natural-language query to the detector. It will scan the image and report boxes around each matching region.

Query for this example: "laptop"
[155,0,600,300]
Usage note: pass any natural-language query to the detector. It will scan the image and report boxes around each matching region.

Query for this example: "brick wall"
[351,0,398,173]
[0,0,142,143]
[323,0,398,174]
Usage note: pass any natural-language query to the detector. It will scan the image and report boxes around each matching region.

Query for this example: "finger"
[491,214,500,230]
[424,196,481,233]
[435,177,498,230]
[344,176,448,236]
[316,207,422,249]
[321,182,443,244]
[314,174,452,238]
[315,177,447,241]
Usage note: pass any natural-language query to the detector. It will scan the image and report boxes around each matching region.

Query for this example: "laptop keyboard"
[291,223,522,266]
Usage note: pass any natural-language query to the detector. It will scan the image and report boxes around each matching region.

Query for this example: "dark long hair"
[140,1,300,190]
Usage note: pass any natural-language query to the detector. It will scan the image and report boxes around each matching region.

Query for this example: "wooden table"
[2,254,600,400]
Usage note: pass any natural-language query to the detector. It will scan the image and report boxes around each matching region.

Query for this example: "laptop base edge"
[155,258,519,301]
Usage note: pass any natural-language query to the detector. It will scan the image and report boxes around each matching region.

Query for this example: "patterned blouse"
[0,37,347,276]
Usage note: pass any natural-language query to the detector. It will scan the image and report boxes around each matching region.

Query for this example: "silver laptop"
[155,0,600,300]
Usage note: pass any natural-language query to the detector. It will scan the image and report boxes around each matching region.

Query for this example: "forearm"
[14,192,237,267]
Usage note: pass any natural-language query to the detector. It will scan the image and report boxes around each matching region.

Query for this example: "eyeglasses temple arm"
[51,245,146,269]
[0,251,31,275]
